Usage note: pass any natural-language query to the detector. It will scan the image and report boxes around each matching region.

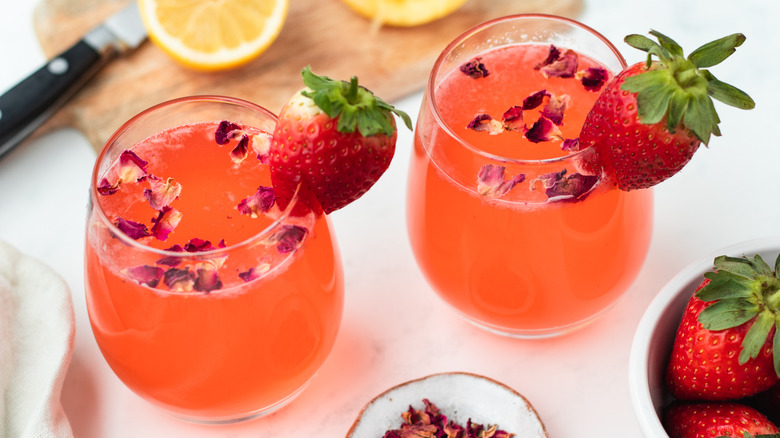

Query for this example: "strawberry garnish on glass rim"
[580,30,755,190]
[270,67,412,215]
[666,253,780,401]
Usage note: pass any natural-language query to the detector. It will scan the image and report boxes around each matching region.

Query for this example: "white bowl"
[628,236,780,437]
[346,372,547,437]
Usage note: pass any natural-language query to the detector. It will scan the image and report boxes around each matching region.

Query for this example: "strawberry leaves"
[299,66,412,137]
[620,30,754,145]
[697,254,780,376]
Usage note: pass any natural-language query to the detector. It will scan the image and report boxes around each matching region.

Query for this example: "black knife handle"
[0,40,105,160]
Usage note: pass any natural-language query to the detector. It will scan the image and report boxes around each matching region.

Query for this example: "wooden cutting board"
[31,0,582,152]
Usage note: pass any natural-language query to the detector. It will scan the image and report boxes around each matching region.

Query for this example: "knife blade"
[0,2,147,160]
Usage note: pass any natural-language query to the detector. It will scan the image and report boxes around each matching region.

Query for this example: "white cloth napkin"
[0,239,75,438]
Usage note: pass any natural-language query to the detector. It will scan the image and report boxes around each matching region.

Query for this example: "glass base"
[455,302,618,339]
[166,379,312,425]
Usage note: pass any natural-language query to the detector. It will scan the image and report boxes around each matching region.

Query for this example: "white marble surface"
[1,0,778,437]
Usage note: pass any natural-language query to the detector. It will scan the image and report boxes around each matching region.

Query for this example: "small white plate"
[628,236,780,437]
[346,372,547,437]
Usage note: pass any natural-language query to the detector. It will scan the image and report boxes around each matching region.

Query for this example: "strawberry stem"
[621,31,754,144]
[299,66,412,137]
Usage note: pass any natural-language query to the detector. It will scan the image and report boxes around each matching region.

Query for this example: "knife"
[0,2,147,160]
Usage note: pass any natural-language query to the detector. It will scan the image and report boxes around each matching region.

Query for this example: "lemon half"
[138,0,289,71]
[339,0,469,27]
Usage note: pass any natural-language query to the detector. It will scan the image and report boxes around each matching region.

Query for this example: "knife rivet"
[48,58,69,75]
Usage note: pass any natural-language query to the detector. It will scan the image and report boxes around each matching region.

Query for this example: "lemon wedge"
[138,0,289,71]
[338,0,468,27]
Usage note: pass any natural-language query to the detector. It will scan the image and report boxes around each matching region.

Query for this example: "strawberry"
[579,30,754,190]
[269,67,412,215]
[666,254,780,401]
[663,401,780,438]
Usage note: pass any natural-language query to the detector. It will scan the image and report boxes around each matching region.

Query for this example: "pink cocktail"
[85,96,344,422]
[407,15,653,337]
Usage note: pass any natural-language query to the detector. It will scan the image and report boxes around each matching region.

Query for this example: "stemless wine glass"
[407,14,653,338]
[84,96,344,423]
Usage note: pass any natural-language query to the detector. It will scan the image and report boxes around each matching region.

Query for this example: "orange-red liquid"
[407,44,653,335]
[85,122,343,420]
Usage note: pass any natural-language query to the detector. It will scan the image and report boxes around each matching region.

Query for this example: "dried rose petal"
[384,399,514,438]
[535,169,567,188]
[184,238,216,252]
[561,138,580,151]
[501,106,525,133]
[150,206,182,241]
[215,120,242,145]
[115,217,150,240]
[163,267,195,292]
[156,244,185,267]
[459,57,490,79]
[98,150,149,195]
[540,94,570,126]
[125,265,164,287]
[237,186,276,218]
[477,164,526,198]
[117,150,148,179]
[194,264,222,293]
[144,176,182,210]
[467,114,504,135]
[230,134,250,163]
[522,89,550,110]
[97,178,120,196]
[534,45,562,70]
[525,117,563,143]
[545,172,599,202]
[577,67,608,91]
[276,225,308,254]
[540,49,579,78]
[252,133,272,163]
[238,263,271,282]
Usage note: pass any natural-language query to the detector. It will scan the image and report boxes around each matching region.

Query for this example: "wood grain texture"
[31,0,582,152]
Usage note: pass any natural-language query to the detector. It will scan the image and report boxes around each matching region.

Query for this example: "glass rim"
[425,13,628,166]
[89,94,303,259]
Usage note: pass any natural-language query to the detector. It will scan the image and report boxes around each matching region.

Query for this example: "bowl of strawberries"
[629,236,780,437]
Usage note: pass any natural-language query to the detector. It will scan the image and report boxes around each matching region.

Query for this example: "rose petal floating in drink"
[151,206,183,241]
[540,94,570,126]
[477,164,526,198]
[535,169,567,189]
[459,57,490,79]
[215,120,242,145]
[156,244,185,267]
[501,106,525,133]
[539,49,578,78]
[275,225,308,254]
[144,176,182,210]
[125,265,165,287]
[525,117,562,143]
[545,172,599,202]
[237,186,276,218]
[183,237,223,253]
[98,150,149,195]
[163,267,195,292]
[252,133,272,163]
[576,67,608,91]
[467,114,504,135]
[522,89,550,110]
[194,263,222,293]
[230,135,251,163]
[534,45,561,70]
[238,263,271,282]
[115,217,151,240]
[562,138,580,151]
